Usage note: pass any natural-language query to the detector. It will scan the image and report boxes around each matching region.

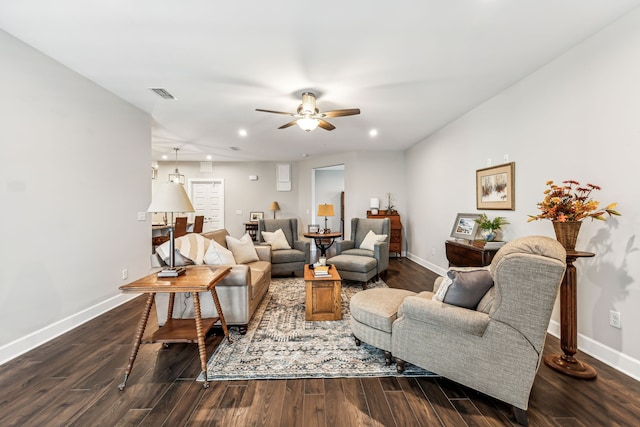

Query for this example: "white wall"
[406,8,640,379]
[0,30,151,363]
[297,151,406,240]
[154,161,299,237]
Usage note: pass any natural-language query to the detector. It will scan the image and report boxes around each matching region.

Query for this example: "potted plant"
[475,213,509,242]
[528,180,620,250]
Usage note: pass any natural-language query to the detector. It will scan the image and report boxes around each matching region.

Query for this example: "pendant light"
[168,148,185,184]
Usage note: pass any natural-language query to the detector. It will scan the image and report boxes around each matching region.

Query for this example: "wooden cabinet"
[445,240,498,267]
[367,210,402,257]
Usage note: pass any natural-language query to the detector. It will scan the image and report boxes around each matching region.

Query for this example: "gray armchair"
[391,236,566,425]
[335,218,390,278]
[258,218,310,276]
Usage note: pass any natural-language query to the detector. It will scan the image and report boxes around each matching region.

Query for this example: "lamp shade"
[269,201,281,211]
[147,182,195,213]
[369,198,380,209]
[317,203,335,217]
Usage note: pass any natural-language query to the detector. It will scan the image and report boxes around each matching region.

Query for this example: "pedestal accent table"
[543,250,597,379]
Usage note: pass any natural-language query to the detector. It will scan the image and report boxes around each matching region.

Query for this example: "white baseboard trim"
[547,320,640,381]
[0,293,137,366]
[405,252,447,277]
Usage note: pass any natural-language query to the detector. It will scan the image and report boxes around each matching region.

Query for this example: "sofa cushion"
[226,233,259,264]
[341,248,374,258]
[157,233,210,265]
[261,228,291,250]
[204,240,236,265]
[271,248,306,264]
[433,267,494,310]
[359,230,388,251]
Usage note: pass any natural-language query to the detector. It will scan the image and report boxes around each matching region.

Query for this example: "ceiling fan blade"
[256,108,295,116]
[320,108,361,118]
[317,120,336,131]
[278,120,298,129]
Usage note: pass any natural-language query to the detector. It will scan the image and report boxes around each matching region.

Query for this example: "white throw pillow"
[261,228,291,250]
[359,230,388,251]
[204,240,236,265]
[226,233,260,264]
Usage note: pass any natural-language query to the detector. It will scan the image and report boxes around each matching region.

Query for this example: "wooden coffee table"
[118,266,231,390]
[304,264,342,321]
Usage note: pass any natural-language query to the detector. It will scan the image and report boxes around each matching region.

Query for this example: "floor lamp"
[148,182,195,277]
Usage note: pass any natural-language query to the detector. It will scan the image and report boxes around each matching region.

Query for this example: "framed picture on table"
[450,213,481,241]
[249,211,264,221]
[476,162,515,210]
[308,224,319,233]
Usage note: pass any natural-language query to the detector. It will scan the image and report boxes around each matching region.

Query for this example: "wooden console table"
[543,251,597,379]
[118,266,231,390]
[445,240,499,267]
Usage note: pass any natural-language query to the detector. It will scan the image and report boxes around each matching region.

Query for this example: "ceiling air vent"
[150,88,176,100]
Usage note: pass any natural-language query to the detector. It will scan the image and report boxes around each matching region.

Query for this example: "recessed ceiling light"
[238,129,248,137]
[206,155,213,160]
[301,154,309,158]
[161,154,168,160]
[369,129,378,137]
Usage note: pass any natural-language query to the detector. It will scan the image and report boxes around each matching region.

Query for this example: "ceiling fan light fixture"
[297,117,319,132]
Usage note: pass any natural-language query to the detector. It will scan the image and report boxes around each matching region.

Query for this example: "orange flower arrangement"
[528,180,620,222]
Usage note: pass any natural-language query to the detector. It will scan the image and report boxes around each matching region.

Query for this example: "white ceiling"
[2,1,639,162]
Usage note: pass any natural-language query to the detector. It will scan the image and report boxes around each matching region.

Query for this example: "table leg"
[119,292,155,390]
[211,287,231,343]
[543,257,597,379]
[192,291,210,389]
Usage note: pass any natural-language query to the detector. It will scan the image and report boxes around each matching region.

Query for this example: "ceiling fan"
[256,92,360,131]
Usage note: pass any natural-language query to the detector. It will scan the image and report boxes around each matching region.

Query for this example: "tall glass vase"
[552,221,582,251]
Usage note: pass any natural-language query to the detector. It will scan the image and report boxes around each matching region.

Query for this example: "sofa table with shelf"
[118,266,231,390]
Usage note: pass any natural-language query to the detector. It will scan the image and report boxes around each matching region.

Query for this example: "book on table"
[314,266,331,277]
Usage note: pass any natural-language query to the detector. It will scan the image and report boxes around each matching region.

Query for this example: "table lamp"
[269,201,281,219]
[317,203,335,232]
[148,182,195,277]
[370,198,380,215]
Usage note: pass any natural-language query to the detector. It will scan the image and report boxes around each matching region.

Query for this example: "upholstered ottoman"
[330,254,378,287]
[350,288,416,365]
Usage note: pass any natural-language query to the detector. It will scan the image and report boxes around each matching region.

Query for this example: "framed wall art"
[476,162,515,210]
[450,213,481,240]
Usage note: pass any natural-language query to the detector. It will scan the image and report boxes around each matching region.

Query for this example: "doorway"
[188,179,225,232]
[313,165,344,236]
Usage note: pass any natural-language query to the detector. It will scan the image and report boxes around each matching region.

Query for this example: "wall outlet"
[609,310,621,329]
[122,269,128,280]
[137,212,146,221]
[431,247,436,256]
[503,154,509,163]
[486,158,492,166]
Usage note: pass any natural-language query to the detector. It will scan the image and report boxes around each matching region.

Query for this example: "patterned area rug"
[198,277,436,381]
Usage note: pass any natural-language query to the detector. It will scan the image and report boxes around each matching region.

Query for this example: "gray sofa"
[391,236,566,425]
[152,229,271,334]
[257,218,310,276]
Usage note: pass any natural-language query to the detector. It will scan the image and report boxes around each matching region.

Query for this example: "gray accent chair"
[335,218,390,280]
[391,236,566,425]
[258,218,310,277]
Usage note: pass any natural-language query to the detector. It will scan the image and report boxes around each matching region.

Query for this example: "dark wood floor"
[1,257,639,426]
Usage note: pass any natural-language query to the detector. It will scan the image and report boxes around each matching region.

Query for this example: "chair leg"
[395,358,406,373]
[384,351,393,366]
[353,335,362,346]
[513,407,528,426]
